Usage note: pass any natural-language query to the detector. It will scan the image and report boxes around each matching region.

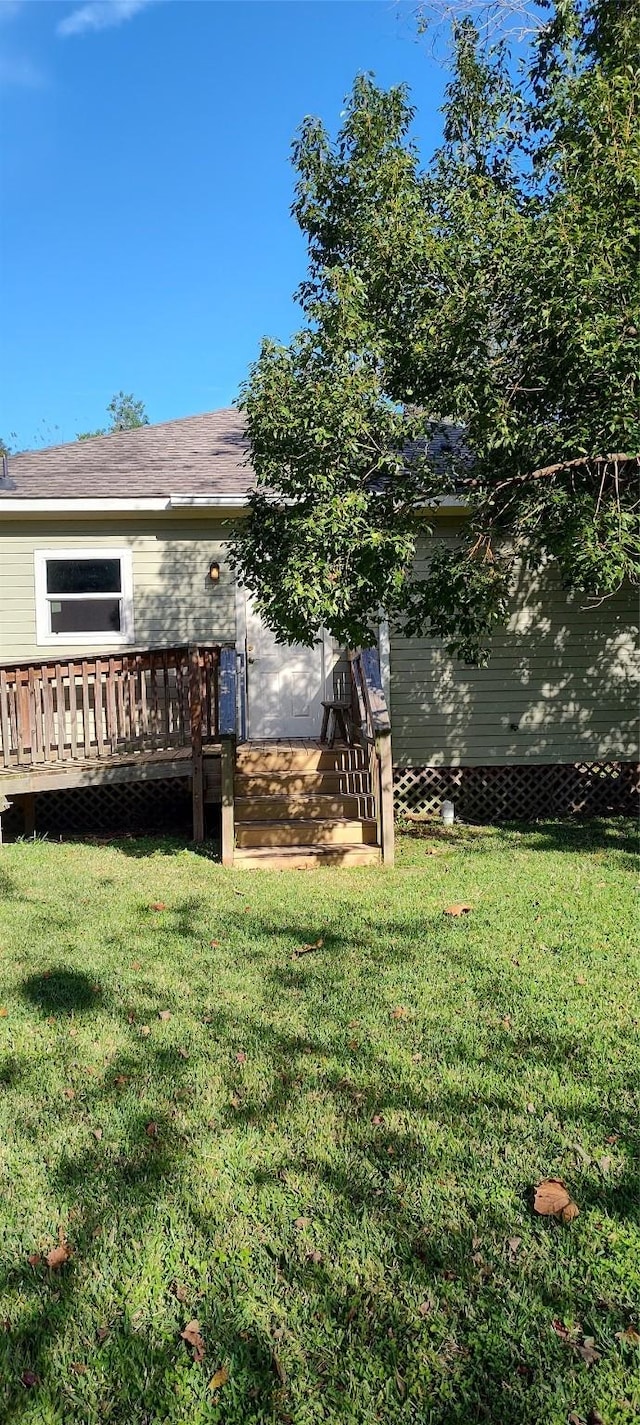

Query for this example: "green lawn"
[0,821,638,1425]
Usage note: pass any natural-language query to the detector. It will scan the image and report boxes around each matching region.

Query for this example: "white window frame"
[34,548,135,647]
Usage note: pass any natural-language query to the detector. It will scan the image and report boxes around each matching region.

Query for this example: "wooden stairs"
[232,741,381,869]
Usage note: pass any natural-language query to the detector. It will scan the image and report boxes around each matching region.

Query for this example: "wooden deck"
[0,645,394,866]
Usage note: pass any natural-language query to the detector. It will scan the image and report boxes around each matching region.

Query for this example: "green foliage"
[77,391,149,441]
[234,0,639,660]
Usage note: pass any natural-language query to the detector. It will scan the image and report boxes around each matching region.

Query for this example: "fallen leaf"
[294,1217,311,1229]
[391,1005,408,1020]
[92,1128,103,1141]
[158,1010,171,1022]
[616,1325,640,1346]
[348,1038,359,1051]
[70,1362,87,1375]
[209,940,221,948]
[272,1352,287,1385]
[140,1025,151,1037]
[63,1087,75,1101]
[293,937,324,957]
[28,1253,41,1268]
[587,1412,605,1425]
[145,1121,158,1138]
[534,1178,579,1222]
[127,1013,136,1024]
[131,962,141,971]
[229,1094,241,1109]
[501,1015,512,1029]
[551,1319,571,1343]
[151,902,167,912]
[605,1133,619,1144]
[97,1326,110,1344]
[181,1319,205,1363]
[235,1051,247,1064]
[443,904,472,917]
[576,974,587,985]
[575,1337,601,1366]
[412,1052,423,1063]
[21,1370,39,1388]
[508,1236,522,1261]
[209,1366,229,1392]
[46,1242,71,1269]
[177,1046,189,1059]
[418,1300,433,1316]
[114,1074,129,1088]
[526,1102,536,1114]
[371,1114,384,1126]
[172,1282,188,1302]
[598,1155,612,1174]
[306,1249,323,1264]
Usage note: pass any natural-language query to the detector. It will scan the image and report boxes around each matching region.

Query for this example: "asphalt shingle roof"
[0,409,251,500]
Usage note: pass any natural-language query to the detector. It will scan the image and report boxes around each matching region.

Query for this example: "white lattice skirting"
[393,762,639,821]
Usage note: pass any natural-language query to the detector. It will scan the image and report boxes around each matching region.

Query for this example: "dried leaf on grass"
[443,904,472,917]
[391,1005,408,1020]
[92,1128,103,1142]
[534,1178,579,1223]
[209,1366,229,1391]
[235,1051,247,1064]
[181,1319,205,1363]
[70,1362,87,1375]
[158,1010,171,1022]
[151,902,167,912]
[616,1325,640,1346]
[21,1370,39,1388]
[145,1122,159,1139]
[46,1242,71,1269]
[293,937,324,958]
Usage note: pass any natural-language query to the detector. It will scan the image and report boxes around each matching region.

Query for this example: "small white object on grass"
[440,799,455,827]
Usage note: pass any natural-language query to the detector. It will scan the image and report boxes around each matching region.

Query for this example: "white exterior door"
[245,598,326,739]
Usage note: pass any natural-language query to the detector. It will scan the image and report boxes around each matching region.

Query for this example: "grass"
[0,818,638,1425]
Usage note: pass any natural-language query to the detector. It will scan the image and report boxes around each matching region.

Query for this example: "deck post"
[376,731,395,867]
[221,736,235,867]
[219,647,238,866]
[188,646,205,843]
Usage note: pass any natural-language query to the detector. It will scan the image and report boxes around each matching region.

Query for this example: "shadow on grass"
[21,969,101,1016]
[399,816,639,860]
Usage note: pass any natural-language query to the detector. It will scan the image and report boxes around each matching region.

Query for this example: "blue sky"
[0,1,447,451]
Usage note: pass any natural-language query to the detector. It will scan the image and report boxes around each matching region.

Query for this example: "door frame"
[235,585,338,739]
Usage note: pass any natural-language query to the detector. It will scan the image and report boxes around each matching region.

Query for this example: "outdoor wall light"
[208,560,220,584]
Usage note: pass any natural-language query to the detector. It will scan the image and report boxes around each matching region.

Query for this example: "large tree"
[231,0,639,661]
[77,391,149,441]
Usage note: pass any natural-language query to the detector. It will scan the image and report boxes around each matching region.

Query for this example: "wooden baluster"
[81,660,91,758]
[0,669,10,769]
[55,663,67,760]
[149,655,159,748]
[68,662,78,760]
[41,665,55,761]
[95,658,107,757]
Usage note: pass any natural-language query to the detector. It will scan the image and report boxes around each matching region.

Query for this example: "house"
[0,410,637,864]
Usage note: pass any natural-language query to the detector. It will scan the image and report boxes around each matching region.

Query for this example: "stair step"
[233,843,381,870]
[235,746,365,773]
[235,794,364,821]
[235,770,370,797]
[235,818,378,848]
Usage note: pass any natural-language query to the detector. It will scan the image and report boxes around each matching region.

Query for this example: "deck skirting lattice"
[5,777,193,838]
[393,762,639,822]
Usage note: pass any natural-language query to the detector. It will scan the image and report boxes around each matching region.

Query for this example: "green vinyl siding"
[390,530,639,766]
[0,518,236,662]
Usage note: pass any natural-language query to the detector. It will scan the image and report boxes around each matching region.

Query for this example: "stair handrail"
[348,648,394,865]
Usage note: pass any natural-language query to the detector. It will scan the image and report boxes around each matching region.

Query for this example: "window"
[34,549,134,646]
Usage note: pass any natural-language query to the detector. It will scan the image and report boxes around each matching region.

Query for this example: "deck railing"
[0,644,228,771]
[349,647,394,865]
